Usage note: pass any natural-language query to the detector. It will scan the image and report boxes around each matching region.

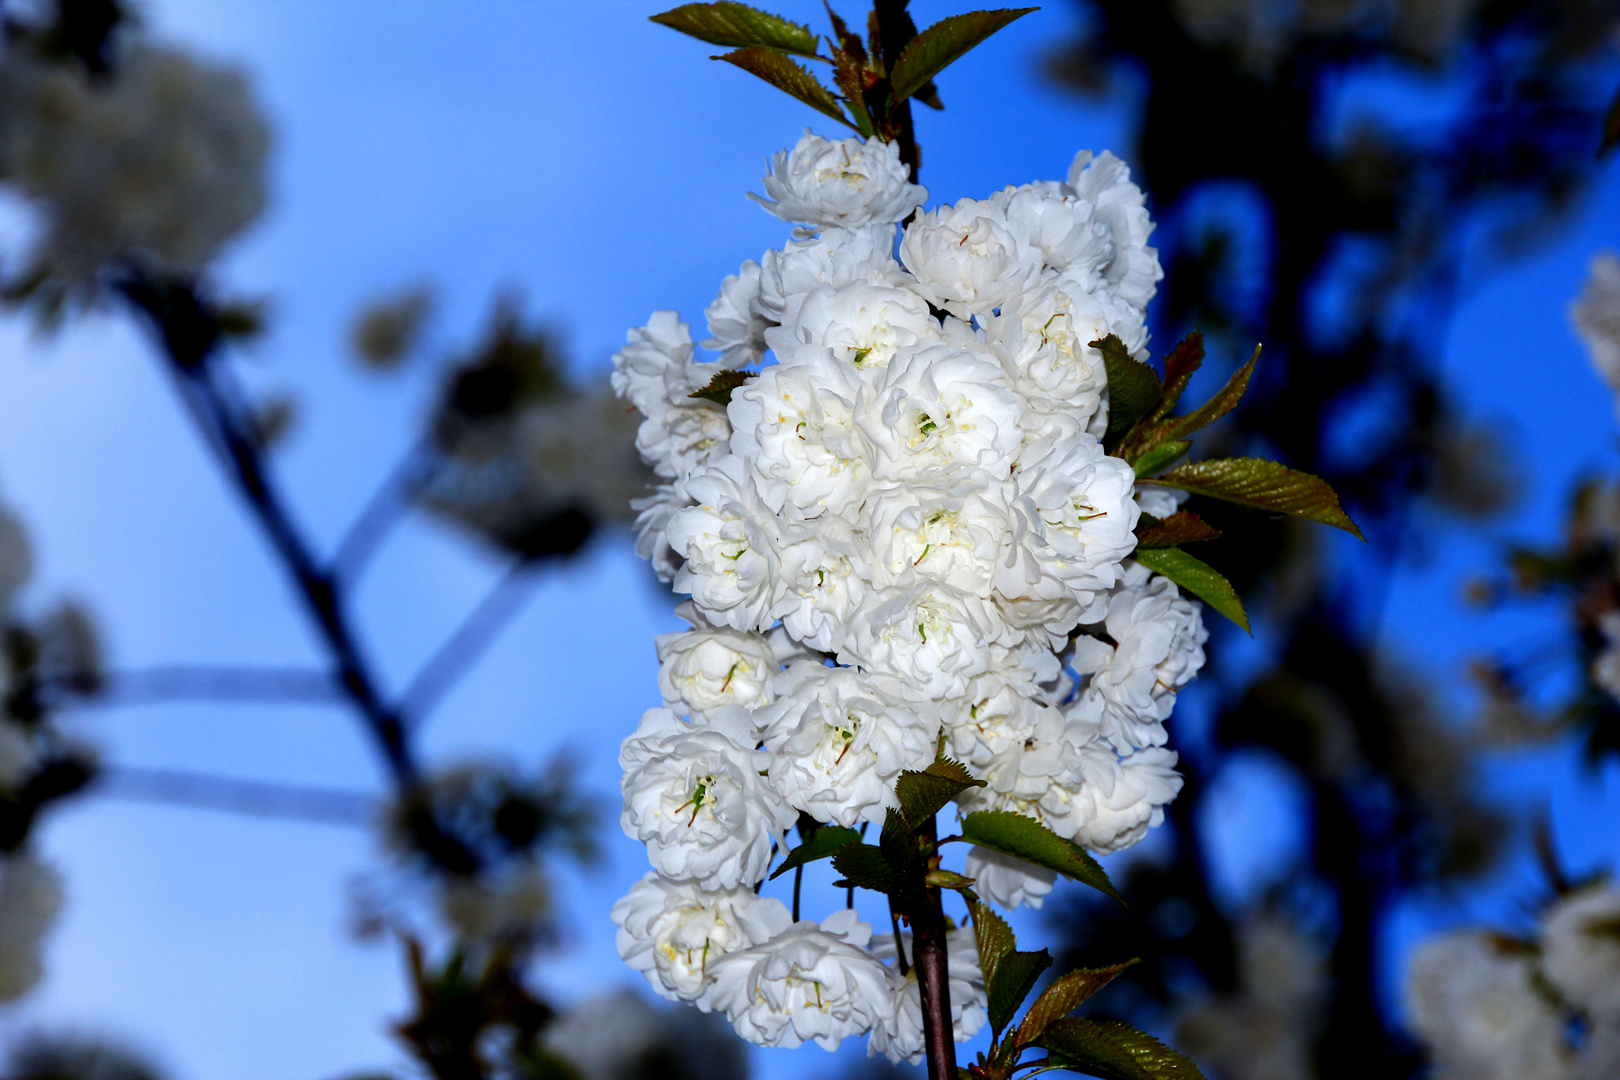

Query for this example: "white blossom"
[775,282,942,374]
[869,927,988,1064]
[757,228,907,327]
[964,846,1057,910]
[1540,883,1620,1021]
[0,42,270,282]
[1072,745,1184,854]
[758,662,937,827]
[1065,150,1162,313]
[612,872,792,1008]
[705,259,770,368]
[656,601,779,717]
[727,349,873,519]
[610,312,735,483]
[1572,251,1620,405]
[620,708,795,890]
[667,457,805,633]
[1405,930,1573,1080]
[707,908,894,1050]
[751,132,925,233]
[859,344,1026,484]
[1071,562,1208,754]
[1593,611,1620,706]
[900,197,1043,317]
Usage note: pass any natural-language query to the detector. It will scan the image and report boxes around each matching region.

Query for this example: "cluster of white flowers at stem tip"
[611,131,1207,1058]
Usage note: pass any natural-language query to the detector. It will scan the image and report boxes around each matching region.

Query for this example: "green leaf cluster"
[1098,331,1364,632]
[649,2,1035,142]
[964,900,1197,1080]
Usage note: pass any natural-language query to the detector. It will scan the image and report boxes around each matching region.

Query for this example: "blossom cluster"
[1406,883,1620,1080]
[611,131,1207,1057]
[0,29,269,292]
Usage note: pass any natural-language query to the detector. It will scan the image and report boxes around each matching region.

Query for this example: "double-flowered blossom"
[613,130,1205,1054]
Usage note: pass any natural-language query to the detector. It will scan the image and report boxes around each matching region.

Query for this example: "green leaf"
[831,843,902,893]
[1142,457,1364,538]
[1012,961,1138,1049]
[1132,547,1249,633]
[1035,1018,1206,1080]
[714,48,854,129]
[688,368,754,407]
[878,808,924,878]
[1143,331,1204,427]
[768,825,861,879]
[968,898,1015,979]
[650,3,820,56]
[961,811,1122,903]
[1159,344,1258,441]
[1093,335,1161,447]
[988,948,1053,1039]
[1133,511,1220,549]
[896,760,985,827]
[824,4,876,137]
[1131,440,1190,477]
[887,8,1037,104]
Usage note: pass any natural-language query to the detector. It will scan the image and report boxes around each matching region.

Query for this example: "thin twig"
[61,665,340,707]
[399,559,539,727]
[95,765,375,826]
[912,814,958,1080]
[332,441,437,584]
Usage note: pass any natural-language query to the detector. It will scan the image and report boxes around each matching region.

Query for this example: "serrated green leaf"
[831,843,901,893]
[887,8,1037,104]
[688,368,754,407]
[651,3,820,56]
[878,807,923,877]
[988,948,1052,1039]
[768,825,861,879]
[1035,1018,1206,1080]
[968,898,1015,980]
[896,761,985,827]
[1012,960,1138,1049]
[1141,457,1364,538]
[1094,335,1161,447]
[1134,511,1220,549]
[824,4,876,137]
[1131,440,1190,477]
[961,811,1122,903]
[1144,331,1204,427]
[1132,547,1250,633]
[1159,344,1258,441]
[714,48,855,129]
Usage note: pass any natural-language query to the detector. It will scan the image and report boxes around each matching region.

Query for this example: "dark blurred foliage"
[1037,1,1620,1076]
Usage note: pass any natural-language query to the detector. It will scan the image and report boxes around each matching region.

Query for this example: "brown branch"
[116,272,418,787]
[913,814,958,1080]
[332,440,436,584]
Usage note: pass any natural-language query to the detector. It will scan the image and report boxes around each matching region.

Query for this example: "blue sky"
[0,2,1615,1077]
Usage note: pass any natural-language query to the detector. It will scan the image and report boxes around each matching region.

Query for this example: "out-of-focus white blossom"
[1593,611,1620,706]
[612,872,791,1008]
[1176,915,1328,1080]
[1405,930,1573,1080]
[0,852,62,1001]
[707,908,893,1050]
[0,42,269,283]
[869,927,987,1064]
[1573,252,1620,407]
[542,987,748,1080]
[1540,883,1620,1021]
[620,707,795,890]
[751,132,925,233]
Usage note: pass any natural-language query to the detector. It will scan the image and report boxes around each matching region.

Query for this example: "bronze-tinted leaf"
[650,2,820,56]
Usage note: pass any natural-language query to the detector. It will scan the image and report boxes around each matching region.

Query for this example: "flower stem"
[913,814,957,1080]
